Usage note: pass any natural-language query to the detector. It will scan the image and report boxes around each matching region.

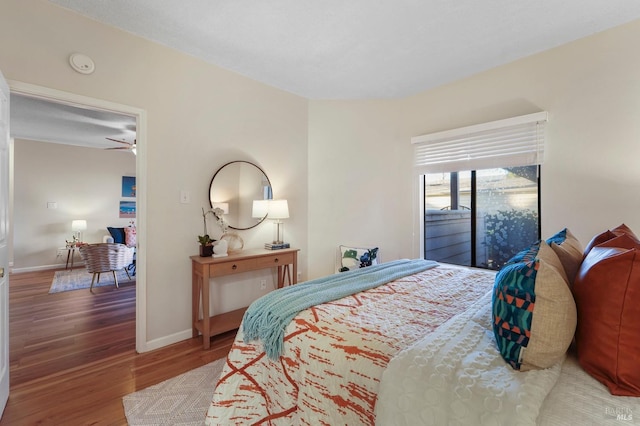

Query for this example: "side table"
[60,245,83,270]
[191,248,299,349]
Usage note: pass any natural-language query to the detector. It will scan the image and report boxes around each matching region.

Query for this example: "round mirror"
[209,161,272,230]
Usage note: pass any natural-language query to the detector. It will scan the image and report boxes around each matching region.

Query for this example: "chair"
[79,243,135,292]
[106,226,137,276]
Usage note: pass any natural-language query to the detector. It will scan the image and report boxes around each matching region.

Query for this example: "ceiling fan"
[106,137,137,155]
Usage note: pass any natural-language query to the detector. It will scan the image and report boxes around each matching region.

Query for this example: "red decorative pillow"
[583,223,640,256]
[573,237,640,396]
[598,234,640,250]
[611,223,640,242]
[582,230,615,256]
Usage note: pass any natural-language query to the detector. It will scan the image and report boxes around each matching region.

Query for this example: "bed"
[205,258,639,425]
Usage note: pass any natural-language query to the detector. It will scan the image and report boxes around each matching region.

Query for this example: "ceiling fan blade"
[106,137,133,146]
[105,147,130,150]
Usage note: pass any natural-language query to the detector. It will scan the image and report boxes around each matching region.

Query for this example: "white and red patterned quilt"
[205,264,496,425]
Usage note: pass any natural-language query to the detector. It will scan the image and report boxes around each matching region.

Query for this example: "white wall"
[307,19,640,278]
[12,139,135,270]
[308,99,407,278]
[0,0,309,347]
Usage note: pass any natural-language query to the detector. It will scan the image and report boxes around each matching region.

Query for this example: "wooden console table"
[191,247,299,349]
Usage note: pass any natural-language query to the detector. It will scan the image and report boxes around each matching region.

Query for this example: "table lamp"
[268,200,289,245]
[71,219,87,242]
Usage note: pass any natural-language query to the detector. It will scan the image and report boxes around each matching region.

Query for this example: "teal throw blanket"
[242,258,439,360]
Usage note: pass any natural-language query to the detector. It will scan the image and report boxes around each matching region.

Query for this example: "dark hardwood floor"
[2,268,234,425]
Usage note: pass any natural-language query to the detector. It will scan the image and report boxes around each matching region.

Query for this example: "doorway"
[7,81,147,353]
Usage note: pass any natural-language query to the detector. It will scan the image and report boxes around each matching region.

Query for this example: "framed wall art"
[122,176,136,197]
[119,201,136,218]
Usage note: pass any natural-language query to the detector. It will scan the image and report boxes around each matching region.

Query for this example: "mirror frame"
[208,160,272,230]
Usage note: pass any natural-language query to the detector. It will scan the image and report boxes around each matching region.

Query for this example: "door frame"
[1,70,10,417]
[8,80,148,353]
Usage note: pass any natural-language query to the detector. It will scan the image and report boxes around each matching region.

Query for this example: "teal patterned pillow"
[492,241,576,371]
[504,240,540,266]
[546,228,568,245]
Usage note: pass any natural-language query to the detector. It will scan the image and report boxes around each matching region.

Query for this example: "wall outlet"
[259,279,267,290]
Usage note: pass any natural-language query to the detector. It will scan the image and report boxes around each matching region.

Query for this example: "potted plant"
[198,234,215,257]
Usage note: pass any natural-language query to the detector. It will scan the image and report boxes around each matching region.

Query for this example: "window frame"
[421,165,541,269]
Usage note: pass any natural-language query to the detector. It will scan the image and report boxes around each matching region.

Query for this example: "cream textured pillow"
[493,241,577,371]
[546,228,584,285]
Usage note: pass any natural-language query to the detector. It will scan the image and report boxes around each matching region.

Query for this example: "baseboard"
[142,329,194,353]
[11,263,85,274]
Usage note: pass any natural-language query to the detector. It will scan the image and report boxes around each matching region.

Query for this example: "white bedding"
[375,287,640,425]
[375,290,563,426]
[537,353,640,425]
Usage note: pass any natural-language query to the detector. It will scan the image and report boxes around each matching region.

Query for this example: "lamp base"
[272,221,286,247]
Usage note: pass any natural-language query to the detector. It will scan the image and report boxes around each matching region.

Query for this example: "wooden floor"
[1,269,234,425]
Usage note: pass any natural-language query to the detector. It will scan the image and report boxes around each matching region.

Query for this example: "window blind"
[412,111,547,174]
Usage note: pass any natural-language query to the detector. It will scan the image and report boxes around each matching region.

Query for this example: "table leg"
[280,264,291,286]
[65,249,72,269]
[292,251,298,284]
[202,270,211,350]
[277,265,284,288]
[192,263,199,338]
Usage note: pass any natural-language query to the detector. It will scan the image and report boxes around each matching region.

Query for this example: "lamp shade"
[252,200,269,218]
[71,219,87,231]
[268,200,289,219]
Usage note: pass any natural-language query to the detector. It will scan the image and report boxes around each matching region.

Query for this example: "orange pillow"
[583,223,640,256]
[573,238,640,396]
[611,223,640,241]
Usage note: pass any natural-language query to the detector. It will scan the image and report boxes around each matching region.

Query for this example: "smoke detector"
[69,53,95,75]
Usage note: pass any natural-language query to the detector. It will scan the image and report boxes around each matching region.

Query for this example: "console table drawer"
[209,258,258,277]
[255,252,295,268]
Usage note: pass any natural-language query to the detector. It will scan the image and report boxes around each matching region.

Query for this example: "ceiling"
[49,0,640,100]
[12,1,640,148]
[10,93,136,149]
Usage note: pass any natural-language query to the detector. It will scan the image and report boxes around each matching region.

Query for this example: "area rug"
[49,268,135,293]
[122,357,226,425]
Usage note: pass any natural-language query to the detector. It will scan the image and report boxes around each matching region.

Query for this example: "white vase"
[213,239,228,257]
[221,232,244,252]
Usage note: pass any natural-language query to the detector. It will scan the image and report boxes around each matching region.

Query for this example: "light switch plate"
[180,190,190,204]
